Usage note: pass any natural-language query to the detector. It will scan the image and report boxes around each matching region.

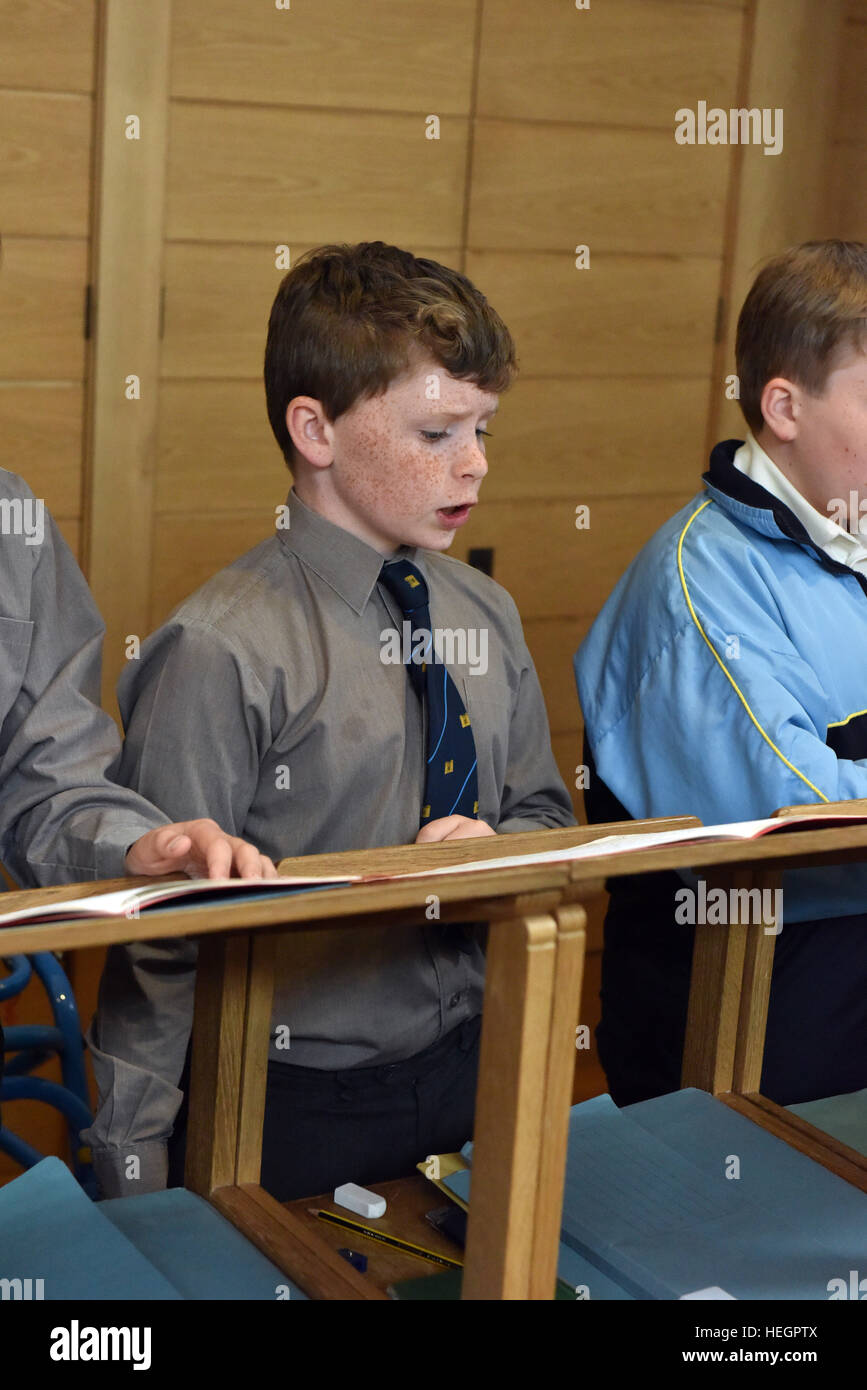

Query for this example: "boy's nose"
[460,439,488,479]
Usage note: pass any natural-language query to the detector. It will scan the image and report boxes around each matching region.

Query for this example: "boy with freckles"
[89,241,574,1200]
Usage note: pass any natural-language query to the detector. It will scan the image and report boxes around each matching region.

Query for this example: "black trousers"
[169,1014,481,1200]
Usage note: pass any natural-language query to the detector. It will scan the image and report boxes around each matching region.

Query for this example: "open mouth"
[437,503,473,527]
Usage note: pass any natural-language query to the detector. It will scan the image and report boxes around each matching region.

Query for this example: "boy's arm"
[85,621,269,1196]
[583,575,867,828]
[0,510,169,886]
[494,599,576,833]
[0,506,274,886]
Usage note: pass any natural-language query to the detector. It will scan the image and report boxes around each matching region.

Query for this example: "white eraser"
[333,1183,387,1219]
[680,1287,736,1300]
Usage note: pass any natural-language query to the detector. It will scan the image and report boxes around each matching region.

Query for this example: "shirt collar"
[276,489,423,615]
[732,432,867,572]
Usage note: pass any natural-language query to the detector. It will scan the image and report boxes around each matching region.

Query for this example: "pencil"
[309,1207,463,1269]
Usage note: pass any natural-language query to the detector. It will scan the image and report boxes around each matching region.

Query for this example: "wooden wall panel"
[830,142,867,241]
[157,381,285,515]
[170,0,477,113]
[161,243,294,380]
[828,6,867,241]
[0,386,83,517]
[452,493,694,621]
[469,121,728,257]
[837,11,867,139]
[165,104,469,248]
[477,0,744,127]
[466,251,721,378]
[0,0,96,93]
[0,240,88,382]
[84,0,173,704]
[0,92,92,237]
[482,378,706,503]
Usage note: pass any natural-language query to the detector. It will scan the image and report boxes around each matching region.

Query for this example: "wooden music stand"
[679,798,867,1194]
[4,811,867,1298]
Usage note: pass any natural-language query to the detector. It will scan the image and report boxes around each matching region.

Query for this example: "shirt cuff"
[94,820,166,879]
[86,1141,169,1199]
[495,813,571,834]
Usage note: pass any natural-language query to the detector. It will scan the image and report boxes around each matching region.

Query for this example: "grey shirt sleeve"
[83,622,268,1192]
[113,620,268,831]
[0,483,166,886]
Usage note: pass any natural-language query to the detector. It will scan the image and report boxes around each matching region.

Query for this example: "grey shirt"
[0,470,165,885]
[85,490,575,1189]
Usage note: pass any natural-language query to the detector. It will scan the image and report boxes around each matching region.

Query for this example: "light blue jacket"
[575,439,867,923]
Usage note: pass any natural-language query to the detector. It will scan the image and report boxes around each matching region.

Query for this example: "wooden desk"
[4,814,867,1299]
[558,812,867,1199]
[0,818,682,1300]
[286,1175,463,1293]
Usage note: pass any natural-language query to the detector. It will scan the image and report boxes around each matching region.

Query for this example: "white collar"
[732,433,867,574]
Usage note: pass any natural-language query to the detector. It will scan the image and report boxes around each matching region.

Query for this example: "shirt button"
[449,992,463,1008]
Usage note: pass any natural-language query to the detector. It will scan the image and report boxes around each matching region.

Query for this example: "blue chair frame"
[0,953,97,1198]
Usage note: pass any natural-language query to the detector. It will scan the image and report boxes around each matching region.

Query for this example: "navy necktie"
[378,558,479,826]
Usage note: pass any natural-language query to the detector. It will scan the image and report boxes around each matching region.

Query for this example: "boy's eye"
[419,429,493,442]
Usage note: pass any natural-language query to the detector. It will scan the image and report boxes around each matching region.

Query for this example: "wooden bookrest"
[184,810,867,1293]
[676,798,867,1195]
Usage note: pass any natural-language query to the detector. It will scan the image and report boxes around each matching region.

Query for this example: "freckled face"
[320,355,498,555]
[788,347,867,519]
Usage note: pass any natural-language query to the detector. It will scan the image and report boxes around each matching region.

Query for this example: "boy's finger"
[201,837,234,879]
[230,840,269,879]
[415,816,461,843]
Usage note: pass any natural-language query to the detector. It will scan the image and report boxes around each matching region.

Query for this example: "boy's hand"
[415,815,497,844]
[124,820,279,880]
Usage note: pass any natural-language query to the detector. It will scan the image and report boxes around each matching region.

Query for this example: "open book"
[0,811,865,930]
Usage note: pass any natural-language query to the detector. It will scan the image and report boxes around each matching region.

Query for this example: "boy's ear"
[285,396,334,470]
[759,376,800,443]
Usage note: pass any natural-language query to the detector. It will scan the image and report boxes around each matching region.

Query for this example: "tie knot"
[378,559,429,615]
